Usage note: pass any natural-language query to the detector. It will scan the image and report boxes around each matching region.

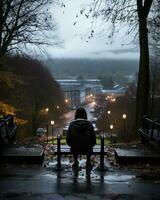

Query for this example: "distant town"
[57,78,136,110]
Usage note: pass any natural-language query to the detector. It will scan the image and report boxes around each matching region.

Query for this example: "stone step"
[115,146,160,164]
[2,146,44,164]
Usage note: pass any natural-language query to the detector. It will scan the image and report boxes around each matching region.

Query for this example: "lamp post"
[110,124,113,143]
[65,99,69,109]
[107,110,111,134]
[51,120,54,144]
[122,114,127,140]
[46,124,49,144]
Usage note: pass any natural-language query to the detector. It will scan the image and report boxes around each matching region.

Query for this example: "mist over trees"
[46,58,139,79]
[79,0,157,130]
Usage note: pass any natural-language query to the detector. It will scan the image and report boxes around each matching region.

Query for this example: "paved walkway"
[0,162,160,200]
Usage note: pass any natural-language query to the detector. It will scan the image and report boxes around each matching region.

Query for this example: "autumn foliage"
[0,56,64,138]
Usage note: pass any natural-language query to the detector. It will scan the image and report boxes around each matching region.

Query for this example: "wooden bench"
[139,116,160,145]
[0,115,17,145]
[54,135,106,171]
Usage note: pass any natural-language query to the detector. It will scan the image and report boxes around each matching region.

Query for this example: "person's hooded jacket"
[66,118,96,153]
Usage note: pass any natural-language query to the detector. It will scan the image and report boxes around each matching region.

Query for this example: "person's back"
[66,118,96,153]
[66,107,96,178]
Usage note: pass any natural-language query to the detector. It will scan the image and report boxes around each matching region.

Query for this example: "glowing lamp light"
[110,124,113,130]
[57,106,60,109]
[107,110,111,115]
[65,99,68,103]
[112,98,116,102]
[45,108,49,112]
[51,120,54,125]
[122,114,127,119]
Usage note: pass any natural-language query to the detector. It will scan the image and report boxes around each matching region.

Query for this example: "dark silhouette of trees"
[98,74,114,89]
[149,0,160,115]
[0,56,64,136]
[135,0,153,130]
[149,0,160,48]
[0,0,59,57]
[47,58,138,78]
[84,0,154,130]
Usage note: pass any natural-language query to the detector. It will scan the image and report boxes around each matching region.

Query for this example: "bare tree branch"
[86,0,157,130]
[0,0,61,56]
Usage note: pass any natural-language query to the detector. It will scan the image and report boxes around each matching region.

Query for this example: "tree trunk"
[136,17,150,131]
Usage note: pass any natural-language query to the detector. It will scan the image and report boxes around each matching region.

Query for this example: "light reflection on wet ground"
[1,159,160,200]
[42,156,136,185]
[2,142,160,199]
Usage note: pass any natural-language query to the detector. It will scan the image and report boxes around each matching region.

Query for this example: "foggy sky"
[47,0,139,59]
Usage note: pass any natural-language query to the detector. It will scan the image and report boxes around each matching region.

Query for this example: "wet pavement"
[1,154,160,200]
[2,106,160,199]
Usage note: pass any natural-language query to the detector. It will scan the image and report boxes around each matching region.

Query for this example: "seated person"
[66,107,96,176]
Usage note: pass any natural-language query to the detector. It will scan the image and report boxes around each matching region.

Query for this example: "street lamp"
[110,124,113,142]
[51,120,54,143]
[46,124,49,143]
[45,107,49,112]
[122,114,126,119]
[122,114,127,140]
[65,99,68,103]
[107,110,111,115]
[57,105,60,109]
[107,110,111,132]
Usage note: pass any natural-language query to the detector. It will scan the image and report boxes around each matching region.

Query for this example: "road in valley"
[63,102,95,125]
[50,102,97,136]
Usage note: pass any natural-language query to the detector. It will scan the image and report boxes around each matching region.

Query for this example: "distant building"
[57,79,103,108]
[102,87,127,98]
[95,87,127,106]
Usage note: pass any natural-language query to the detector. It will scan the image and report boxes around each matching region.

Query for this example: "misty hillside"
[46,58,139,79]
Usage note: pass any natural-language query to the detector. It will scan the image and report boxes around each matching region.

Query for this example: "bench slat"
[54,145,106,155]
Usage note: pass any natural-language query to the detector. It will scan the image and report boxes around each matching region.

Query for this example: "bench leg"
[57,135,61,170]
[100,152,104,170]
[57,154,61,170]
[100,135,104,171]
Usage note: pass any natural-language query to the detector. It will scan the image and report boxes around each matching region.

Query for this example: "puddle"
[42,173,57,179]
[78,169,100,180]
[104,174,135,183]
[44,157,136,183]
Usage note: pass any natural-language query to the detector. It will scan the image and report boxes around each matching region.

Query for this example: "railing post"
[46,124,48,144]
[57,134,61,170]
[100,134,104,171]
